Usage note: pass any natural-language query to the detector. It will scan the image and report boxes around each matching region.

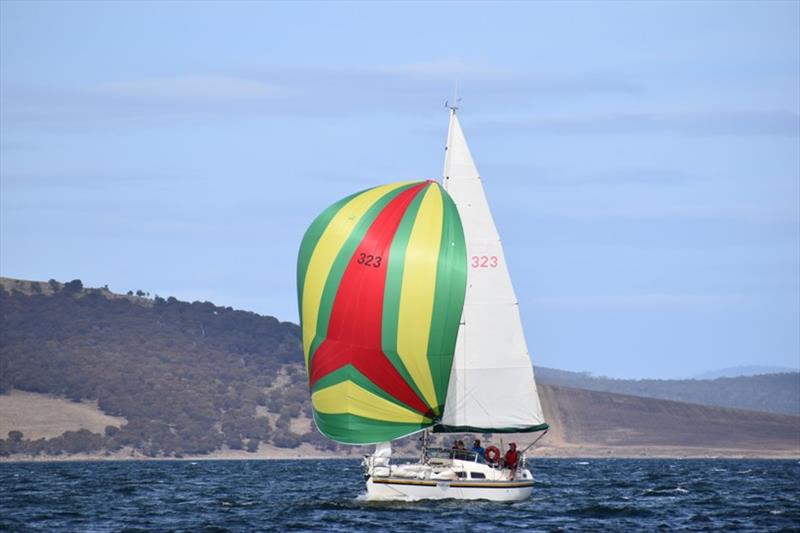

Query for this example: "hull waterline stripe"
[370,477,534,489]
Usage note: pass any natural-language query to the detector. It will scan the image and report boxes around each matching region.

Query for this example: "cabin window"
[456,471,466,479]
[470,472,486,479]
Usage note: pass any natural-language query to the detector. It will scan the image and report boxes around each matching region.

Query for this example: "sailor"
[504,443,519,478]
[451,440,468,460]
[450,439,461,459]
[471,439,485,460]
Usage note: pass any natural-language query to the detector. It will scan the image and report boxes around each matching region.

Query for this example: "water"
[1,459,798,532]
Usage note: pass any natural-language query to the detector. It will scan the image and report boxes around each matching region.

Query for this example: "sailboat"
[297,107,548,501]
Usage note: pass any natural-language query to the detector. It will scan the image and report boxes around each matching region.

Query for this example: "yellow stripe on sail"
[301,182,413,363]
[312,380,430,424]
[396,185,443,412]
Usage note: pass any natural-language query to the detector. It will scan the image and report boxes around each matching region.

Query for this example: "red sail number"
[470,255,498,268]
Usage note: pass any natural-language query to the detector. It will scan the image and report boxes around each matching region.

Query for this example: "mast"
[443,103,458,188]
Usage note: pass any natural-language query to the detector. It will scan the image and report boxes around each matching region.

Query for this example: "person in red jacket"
[504,443,519,478]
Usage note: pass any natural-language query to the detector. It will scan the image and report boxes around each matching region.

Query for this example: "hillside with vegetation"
[0,277,327,457]
[0,277,797,458]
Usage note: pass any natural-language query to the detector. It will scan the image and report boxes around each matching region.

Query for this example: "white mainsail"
[440,109,547,432]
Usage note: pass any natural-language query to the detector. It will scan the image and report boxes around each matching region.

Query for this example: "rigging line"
[461,320,466,422]
[519,429,548,455]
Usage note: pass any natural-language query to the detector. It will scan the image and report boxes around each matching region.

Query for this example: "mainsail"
[297,180,467,444]
[439,109,548,433]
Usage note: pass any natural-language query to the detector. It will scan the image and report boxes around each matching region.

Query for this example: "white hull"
[366,476,534,502]
[362,448,535,502]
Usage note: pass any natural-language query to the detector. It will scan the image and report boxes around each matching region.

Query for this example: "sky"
[1,1,798,379]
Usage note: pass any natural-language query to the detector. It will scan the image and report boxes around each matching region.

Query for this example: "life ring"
[485,445,501,464]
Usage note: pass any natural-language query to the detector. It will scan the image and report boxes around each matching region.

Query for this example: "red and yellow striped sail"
[297,180,467,444]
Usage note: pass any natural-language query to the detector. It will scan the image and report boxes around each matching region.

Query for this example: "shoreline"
[3,446,798,463]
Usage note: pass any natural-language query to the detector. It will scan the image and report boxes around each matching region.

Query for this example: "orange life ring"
[485,445,501,463]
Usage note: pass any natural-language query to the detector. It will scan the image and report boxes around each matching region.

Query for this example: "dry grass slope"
[0,391,127,440]
[538,384,800,455]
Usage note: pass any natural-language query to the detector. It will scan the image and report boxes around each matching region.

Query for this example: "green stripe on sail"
[312,364,421,418]
[313,411,428,445]
[432,423,550,434]
[379,183,433,412]
[307,182,421,366]
[426,187,467,406]
[297,189,364,310]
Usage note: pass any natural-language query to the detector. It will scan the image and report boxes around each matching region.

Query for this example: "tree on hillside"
[62,279,83,294]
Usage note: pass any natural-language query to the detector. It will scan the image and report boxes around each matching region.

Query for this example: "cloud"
[376,60,639,93]
[570,167,693,185]
[95,75,282,103]
[485,163,692,187]
[0,62,641,127]
[519,202,800,225]
[377,59,502,78]
[485,110,800,137]
[532,292,747,310]
[0,171,190,191]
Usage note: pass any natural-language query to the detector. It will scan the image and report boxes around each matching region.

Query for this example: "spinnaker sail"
[297,180,467,444]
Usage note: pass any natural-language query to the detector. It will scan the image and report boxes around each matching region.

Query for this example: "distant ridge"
[692,365,798,380]
[535,366,799,416]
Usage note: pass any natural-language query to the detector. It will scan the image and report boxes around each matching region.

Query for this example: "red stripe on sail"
[310,182,432,416]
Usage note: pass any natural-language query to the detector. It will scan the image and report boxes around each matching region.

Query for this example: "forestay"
[439,109,548,433]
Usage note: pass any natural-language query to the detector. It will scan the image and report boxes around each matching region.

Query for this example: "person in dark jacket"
[452,439,468,459]
[471,439,485,460]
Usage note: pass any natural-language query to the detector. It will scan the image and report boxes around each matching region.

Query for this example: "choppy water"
[1,459,798,531]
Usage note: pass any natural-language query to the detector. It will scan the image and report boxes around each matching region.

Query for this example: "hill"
[692,365,798,379]
[534,367,799,416]
[0,277,797,459]
[535,385,798,457]
[0,277,318,457]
